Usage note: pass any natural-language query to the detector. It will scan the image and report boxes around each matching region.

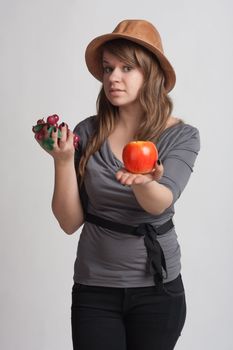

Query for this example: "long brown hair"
[77,39,173,185]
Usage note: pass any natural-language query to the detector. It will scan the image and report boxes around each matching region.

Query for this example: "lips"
[109,88,124,92]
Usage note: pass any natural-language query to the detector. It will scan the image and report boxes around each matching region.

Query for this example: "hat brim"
[85,33,176,92]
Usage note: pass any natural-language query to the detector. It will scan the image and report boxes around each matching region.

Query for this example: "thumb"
[152,159,164,181]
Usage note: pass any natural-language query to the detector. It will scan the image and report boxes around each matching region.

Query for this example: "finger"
[125,173,154,186]
[133,175,148,185]
[50,126,58,149]
[122,172,143,186]
[66,129,77,151]
[118,172,132,185]
[65,129,73,144]
[115,168,128,180]
[152,159,164,181]
[59,122,68,143]
[58,124,69,150]
[126,173,147,186]
[155,159,163,172]
[44,124,51,139]
[34,124,48,146]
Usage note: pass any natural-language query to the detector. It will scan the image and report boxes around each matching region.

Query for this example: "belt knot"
[134,223,157,237]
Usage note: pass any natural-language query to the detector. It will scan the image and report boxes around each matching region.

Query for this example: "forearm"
[132,180,173,215]
[52,159,84,234]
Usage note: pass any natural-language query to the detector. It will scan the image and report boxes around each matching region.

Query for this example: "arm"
[35,123,84,234]
[52,157,84,235]
[115,162,173,215]
[131,181,173,215]
[116,126,200,215]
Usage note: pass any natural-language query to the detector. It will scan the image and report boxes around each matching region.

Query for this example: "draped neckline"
[105,121,184,166]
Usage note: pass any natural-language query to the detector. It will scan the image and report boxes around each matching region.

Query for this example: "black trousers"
[71,274,186,350]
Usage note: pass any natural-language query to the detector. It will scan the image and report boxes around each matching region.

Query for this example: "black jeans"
[71,274,186,350]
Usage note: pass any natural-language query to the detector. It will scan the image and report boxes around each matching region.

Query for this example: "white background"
[0,0,232,349]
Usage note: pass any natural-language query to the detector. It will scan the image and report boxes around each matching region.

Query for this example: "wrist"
[131,179,155,190]
[54,157,75,168]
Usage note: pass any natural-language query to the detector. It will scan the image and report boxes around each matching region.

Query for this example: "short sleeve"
[73,116,96,212]
[73,115,96,167]
[159,126,200,203]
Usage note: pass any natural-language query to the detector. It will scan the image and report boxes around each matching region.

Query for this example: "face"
[102,50,144,109]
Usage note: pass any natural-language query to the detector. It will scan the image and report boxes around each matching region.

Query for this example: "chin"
[108,99,124,107]
[109,98,133,107]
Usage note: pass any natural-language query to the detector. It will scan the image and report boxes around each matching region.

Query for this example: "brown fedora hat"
[85,19,176,92]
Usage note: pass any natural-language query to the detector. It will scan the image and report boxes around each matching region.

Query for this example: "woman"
[35,19,200,350]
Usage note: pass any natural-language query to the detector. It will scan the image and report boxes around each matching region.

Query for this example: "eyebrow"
[102,59,110,64]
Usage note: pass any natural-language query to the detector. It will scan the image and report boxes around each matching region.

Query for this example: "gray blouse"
[73,116,200,287]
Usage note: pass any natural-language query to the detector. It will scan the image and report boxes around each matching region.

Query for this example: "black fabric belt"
[85,213,174,286]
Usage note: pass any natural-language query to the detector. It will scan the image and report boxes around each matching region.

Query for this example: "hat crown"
[112,19,164,53]
[85,19,176,92]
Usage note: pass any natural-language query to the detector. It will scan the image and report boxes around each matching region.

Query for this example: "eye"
[103,66,112,74]
[123,66,132,72]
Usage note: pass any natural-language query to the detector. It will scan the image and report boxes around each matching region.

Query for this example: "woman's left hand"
[115,160,164,186]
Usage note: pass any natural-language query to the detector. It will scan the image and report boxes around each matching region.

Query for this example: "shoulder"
[73,115,96,135]
[165,120,199,143]
[73,115,97,148]
[175,122,200,152]
[158,121,200,157]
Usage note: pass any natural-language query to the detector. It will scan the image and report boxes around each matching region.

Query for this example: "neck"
[117,105,144,133]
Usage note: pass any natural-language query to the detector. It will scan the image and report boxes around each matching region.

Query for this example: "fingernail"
[54,127,57,132]
[157,159,161,165]
[61,122,65,127]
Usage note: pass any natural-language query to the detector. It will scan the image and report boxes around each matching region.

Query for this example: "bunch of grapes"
[32,114,79,151]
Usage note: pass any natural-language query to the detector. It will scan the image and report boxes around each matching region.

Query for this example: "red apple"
[122,141,158,174]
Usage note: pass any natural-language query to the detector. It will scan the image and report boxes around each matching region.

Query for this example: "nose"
[109,67,122,82]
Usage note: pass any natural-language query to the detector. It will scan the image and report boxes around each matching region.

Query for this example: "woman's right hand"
[33,121,84,233]
[34,123,76,163]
